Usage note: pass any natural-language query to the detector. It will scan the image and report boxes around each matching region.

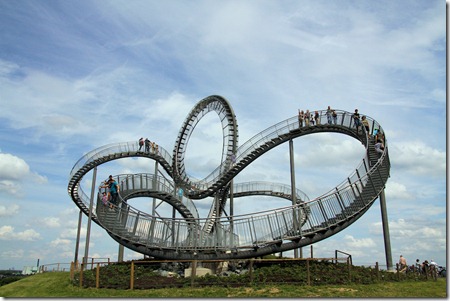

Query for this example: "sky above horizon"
[0,0,446,270]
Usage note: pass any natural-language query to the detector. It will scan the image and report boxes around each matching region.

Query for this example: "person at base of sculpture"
[399,255,407,273]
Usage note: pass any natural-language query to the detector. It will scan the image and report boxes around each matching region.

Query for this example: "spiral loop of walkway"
[68,95,390,260]
[172,95,238,190]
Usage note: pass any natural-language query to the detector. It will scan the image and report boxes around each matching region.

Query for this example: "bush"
[71,259,435,290]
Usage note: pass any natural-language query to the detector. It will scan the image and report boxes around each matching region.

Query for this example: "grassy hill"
[0,271,446,298]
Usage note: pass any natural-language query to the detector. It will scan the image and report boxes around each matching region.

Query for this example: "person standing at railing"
[352,109,361,132]
[298,110,304,127]
[145,138,150,153]
[361,116,370,134]
[326,106,332,125]
[305,109,310,126]
[332,110,337,124]
[138,137,144,151]
[314,111,320,125]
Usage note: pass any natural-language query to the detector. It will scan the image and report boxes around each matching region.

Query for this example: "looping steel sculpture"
[68,95,390,260]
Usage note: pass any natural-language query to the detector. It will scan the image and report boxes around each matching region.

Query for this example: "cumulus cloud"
[0,153,30,180]
[0,153,47,195]
[390,141,445,178]
[385,181,414,200]
[0,204,20,217]
[1,249,24,259]
[342,234,376,249]
[41,217,60,228]
[0,225,41,241]
[49,238,71,248]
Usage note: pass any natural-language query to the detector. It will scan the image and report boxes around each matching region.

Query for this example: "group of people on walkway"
[352,109,371,136]
[299,106,342,126]
[138,137,158,153]
[298,109,318,127]
[352,108,385,156]
[298,109,331,127]
[298,107,385,156]
[99,175,120,210]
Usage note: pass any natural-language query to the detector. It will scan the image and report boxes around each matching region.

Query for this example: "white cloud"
[343,234,376,249]
[49,238,71,248]
[385,181,414,200]
[0,225,41,241]
[1,249,24,259]
[390,141,445,177]
[0,153,47,195]
[0,153,30,180]
[0,204,20,217]
[41,217,61,228]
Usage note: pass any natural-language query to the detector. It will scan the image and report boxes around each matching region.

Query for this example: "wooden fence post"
[70,262,74,280]
[96,263,100,289]
[79,263,84,288]
[306,259,310,286]
[130,261,135,290]
[375,262,379,281]
[249,259,254,285]
[190,260,197,287]
[347,257,351,283]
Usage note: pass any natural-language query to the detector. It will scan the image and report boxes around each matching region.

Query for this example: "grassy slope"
[0,272,447,298]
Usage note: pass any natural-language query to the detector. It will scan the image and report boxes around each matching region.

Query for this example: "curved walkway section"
[68,96,390,260]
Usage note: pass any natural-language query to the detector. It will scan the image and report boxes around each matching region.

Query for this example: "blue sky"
[0,0,446,270]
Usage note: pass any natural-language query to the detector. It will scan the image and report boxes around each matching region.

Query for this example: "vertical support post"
[289,139,299,258]
[130,261,135,290]
[215,194,220,247]
[249,259,254,284]
[79,263,84,288]
[70,262,75,280]
[74,210,83,267]
[306,259,310,285]
[83,167,97,265]
[375,262,379,280]
[347,257,352,282]
[96,263,100,288]
[118,244,124,263]
[172,185,176,246]
[379,189,393,270]
[149,162,159,244]
[190,260,197,287]
[230,179,234,248]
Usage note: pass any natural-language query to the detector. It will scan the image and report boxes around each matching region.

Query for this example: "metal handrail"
[68,108,389,256]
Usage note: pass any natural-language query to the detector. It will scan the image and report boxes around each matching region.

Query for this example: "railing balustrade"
[69,109,388,255]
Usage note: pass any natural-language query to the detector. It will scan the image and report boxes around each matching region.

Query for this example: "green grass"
[0,272,447,298]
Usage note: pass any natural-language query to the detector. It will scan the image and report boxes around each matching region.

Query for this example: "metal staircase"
[68,96,390,260]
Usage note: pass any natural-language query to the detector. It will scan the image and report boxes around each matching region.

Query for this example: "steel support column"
[289,139,299,258]
[230,179,234,248]
[74,210,83,265]
[83,166,97,265]
[379,189,393,270]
